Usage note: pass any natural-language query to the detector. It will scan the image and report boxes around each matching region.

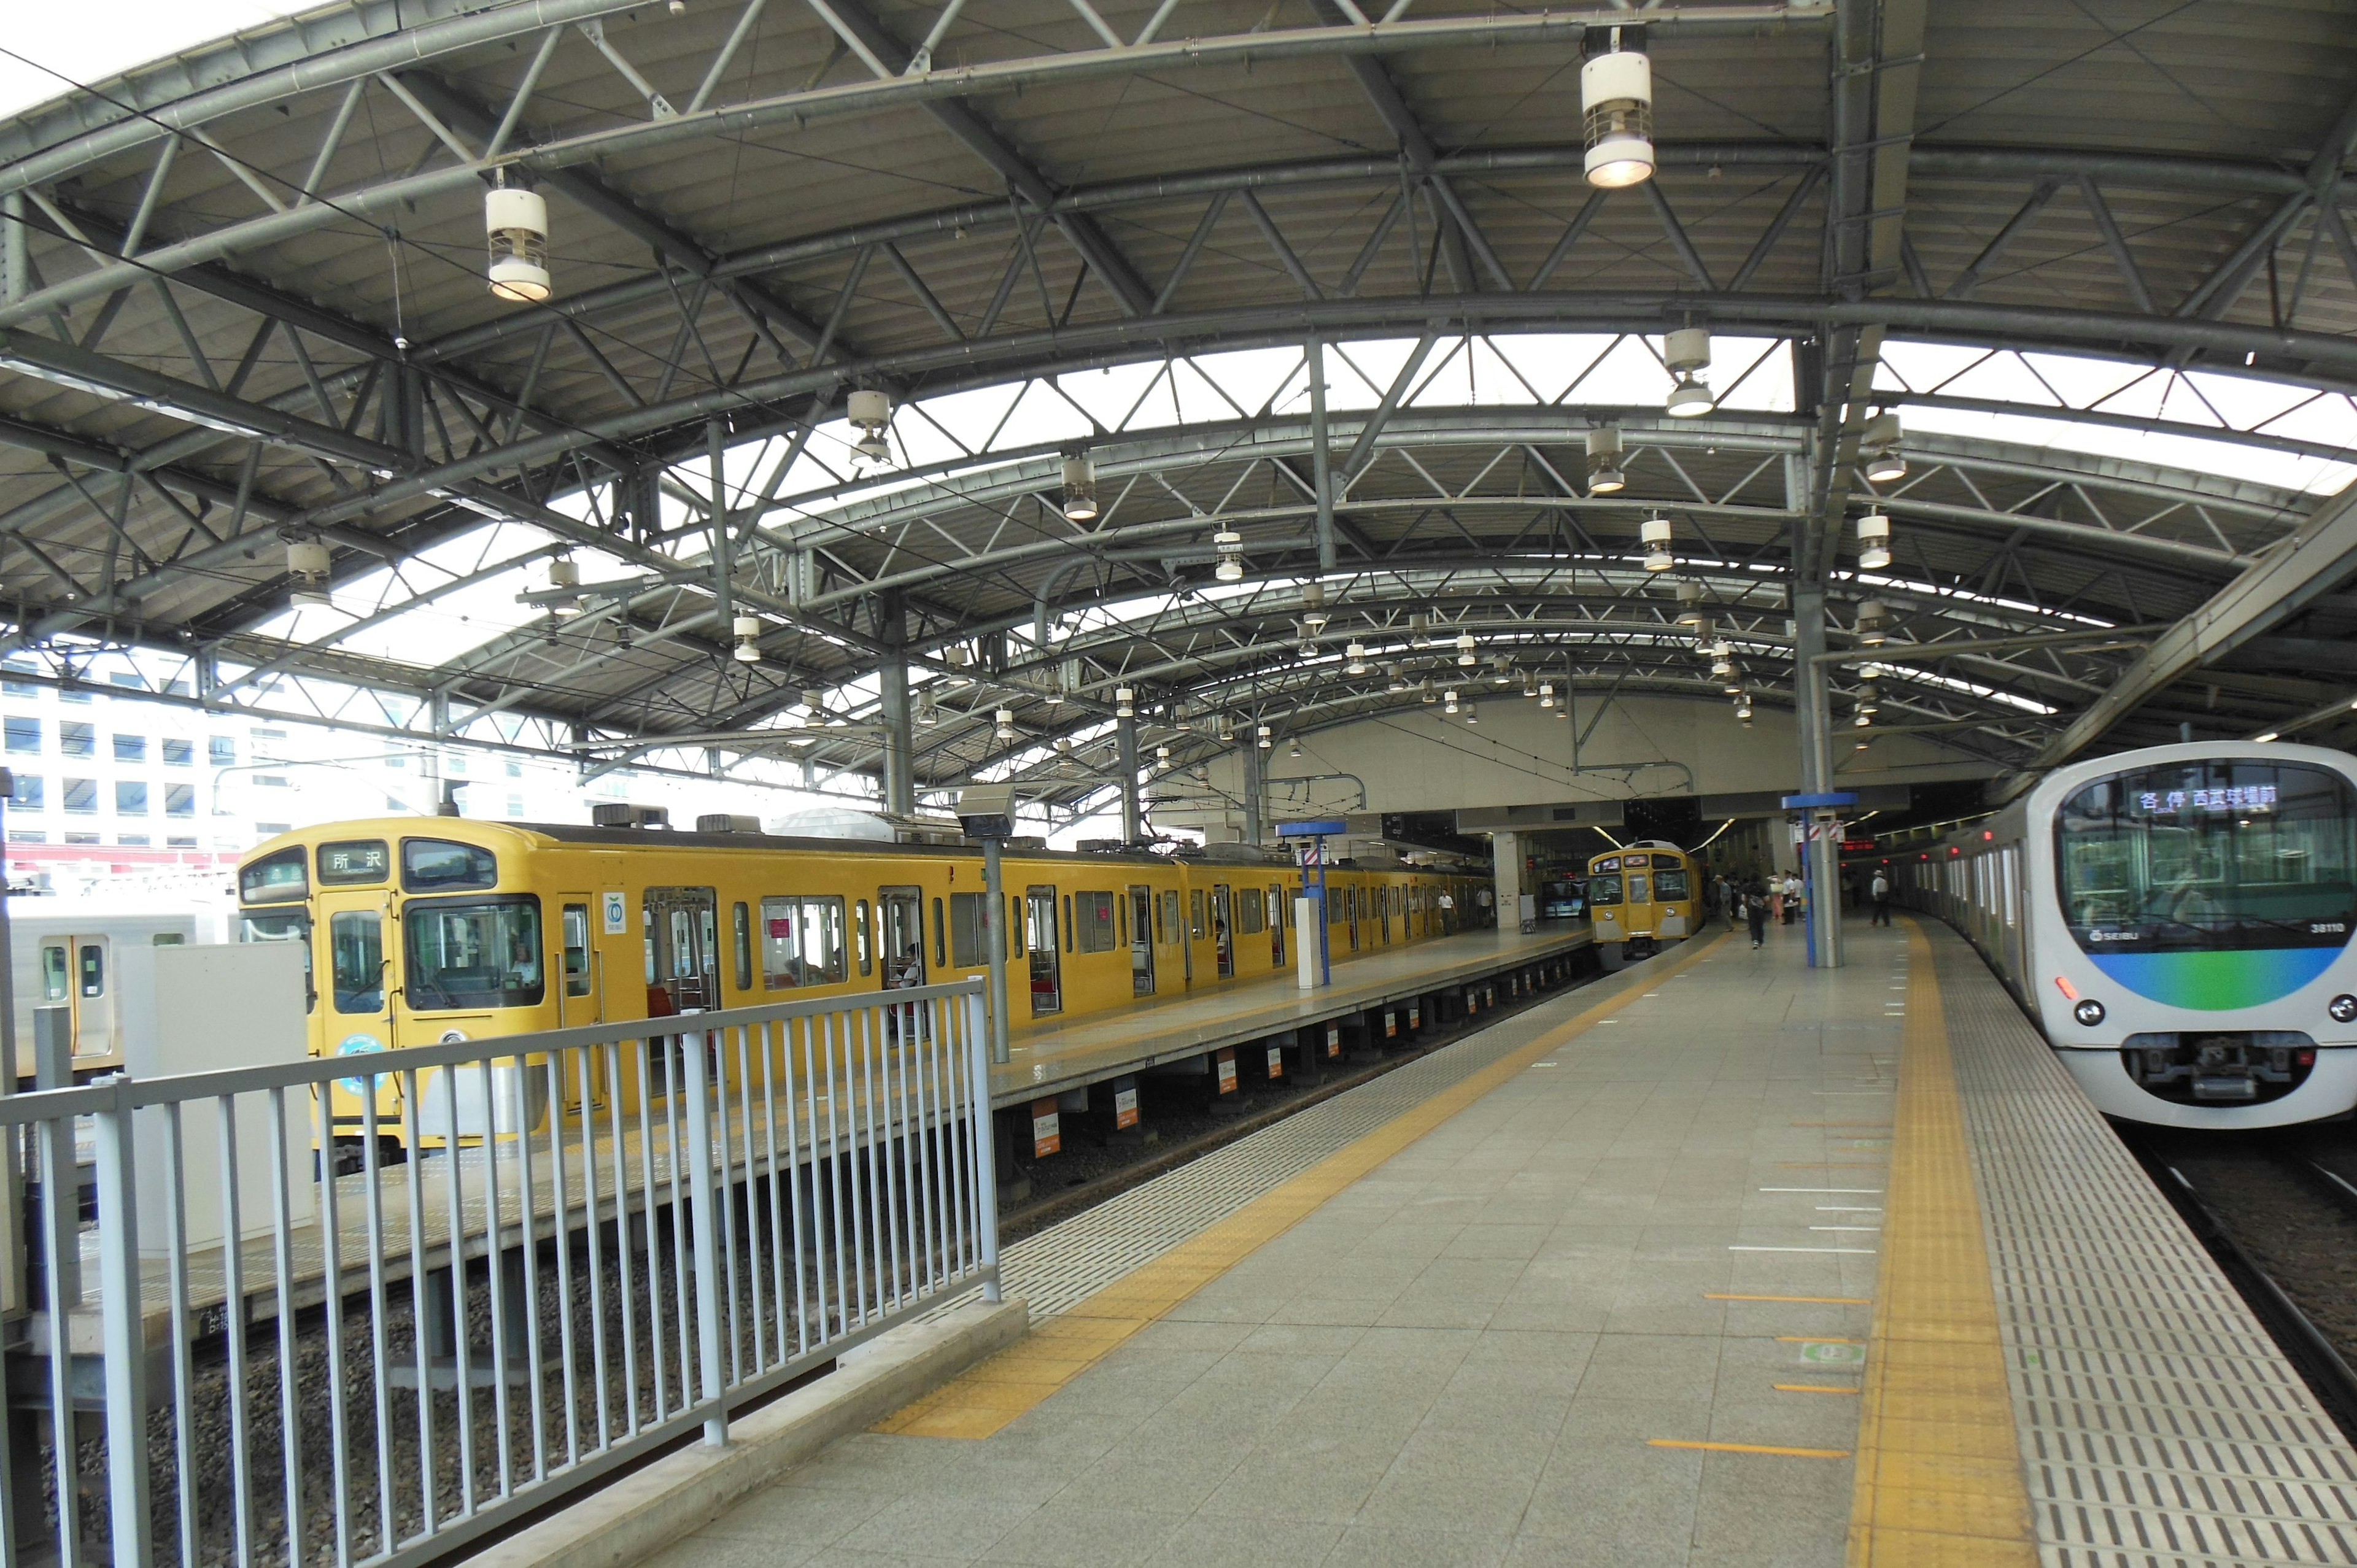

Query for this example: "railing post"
[93,1074,152,1568]
[963,988,1001,1304]
[678,1031,728,1445]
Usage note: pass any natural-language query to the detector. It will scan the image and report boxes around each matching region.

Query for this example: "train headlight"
[2072,998,2106,1027]
[2330,993,2357,1024]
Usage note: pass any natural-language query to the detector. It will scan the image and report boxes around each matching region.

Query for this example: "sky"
[0,2,312,124]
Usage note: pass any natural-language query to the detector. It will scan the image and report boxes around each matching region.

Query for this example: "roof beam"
[2026,484,2357,772]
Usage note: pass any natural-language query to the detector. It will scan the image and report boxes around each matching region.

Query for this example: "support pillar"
[1307,334,1337,574]
[1492,830,1524,933]
[878,652,914,817]
[706,417,733,630]
[1239,740,1263,846]
[1792,582,1843,969]
[1116,713,1142,844]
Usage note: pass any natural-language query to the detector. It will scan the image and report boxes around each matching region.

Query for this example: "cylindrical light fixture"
[1492,656,1514,686]
[1419,678,1436,704]
[1457,631,1478,667]
[1860,410,1906,484]
[287,537,333,608]
[994,708,1017,740]
[1857,512,1892,571]
[732,612,763,663]
[1155,743,1172,763]
[1857,681,1880,717]
[1256,723,1273,751]
[916,693,940,727]
[1641,514,1675,573]
[545,554,582,616]
[1213,528,1245,581]
[1409,613,1432,649]
[1580,39,1654,189]
[484,180,551,303]
[1345,641,1368,674]
[1664,326,1712,417]
[1443,688,1460,714]
[1539,682,1556,710]
[1115,686,1136,717]
[1522,672,1539,698]
[1857,597,1889,646]
[1675,578,1703,628]
[1463,704,1479,726]
[1386,663,1407,693]
[1060,454,1098,521]
[1289,739,1304,759]
[846,387,894,464]
[1585,425,1626,494]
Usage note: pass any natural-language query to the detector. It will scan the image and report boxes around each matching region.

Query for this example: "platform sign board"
[1407,1002,1420,1029]
[1325,1023,1341,1057]
[1384,1010,1397,1038]
[1112,1076,1139,1130]
[1275,820,1350,838]
[1030,1097,1061,1158]
[1266,1044,1284,1079]
[1215,1048,1238,1094]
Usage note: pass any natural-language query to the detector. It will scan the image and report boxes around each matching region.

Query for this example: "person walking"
[1870,868,1892,927]
[1768,875,1786,926]
[1744,879,1770,949]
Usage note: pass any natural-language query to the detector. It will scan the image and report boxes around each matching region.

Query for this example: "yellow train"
[1584,840,1698,964]
[233,817,1487,1137]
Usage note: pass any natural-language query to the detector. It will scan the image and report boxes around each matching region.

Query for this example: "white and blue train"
[1898,741,2357,1129]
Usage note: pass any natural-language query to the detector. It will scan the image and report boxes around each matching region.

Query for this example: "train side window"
[854,899,873,975]
[1062,895,1074,952]
[77,943,104,998]
[1009,895,1023,957]
[563,904,593,997]
[1189,889,1205,939]
[932,897,946,970]
[732,902,753,994]
[329,911,384,1014]
[1075,892,1118,952]
[41,944,66,1002]
[402,838,497,892]
[949,892,988,968]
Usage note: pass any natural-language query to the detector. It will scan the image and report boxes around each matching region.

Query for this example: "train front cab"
[1587,843,1696,968]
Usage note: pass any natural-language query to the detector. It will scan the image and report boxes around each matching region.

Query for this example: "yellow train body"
[233,819,1487,1138]
[1584,841,1698,952]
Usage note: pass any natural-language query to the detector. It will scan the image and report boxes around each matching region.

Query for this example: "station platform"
[993,921,1592,1108]
[643,916,2357,1567]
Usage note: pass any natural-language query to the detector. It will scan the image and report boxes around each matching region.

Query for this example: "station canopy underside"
[4,0,2357,813]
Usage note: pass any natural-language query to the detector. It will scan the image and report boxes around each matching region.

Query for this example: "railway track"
[2125,1129,2357,1439]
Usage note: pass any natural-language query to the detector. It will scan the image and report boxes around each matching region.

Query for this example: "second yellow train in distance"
[1583,840,1698,964]
[234,816,1491,1138]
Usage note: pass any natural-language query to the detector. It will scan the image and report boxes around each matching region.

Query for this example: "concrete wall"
[1160,694,1991,833]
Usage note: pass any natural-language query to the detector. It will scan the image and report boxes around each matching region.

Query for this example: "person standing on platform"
[1870,868,1892,926]
[1744,879,1770,949]
[1768,876,1786,926]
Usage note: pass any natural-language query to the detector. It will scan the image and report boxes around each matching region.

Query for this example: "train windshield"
[1654,866,1690,900]
[404,898,546,1010]
[237,908,315,1010]
[2055,761,2357,953]
[1587,875,1624,906]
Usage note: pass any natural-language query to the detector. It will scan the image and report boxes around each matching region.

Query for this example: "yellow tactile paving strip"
[1844,920,2035,1568]
[874,930,1733,1440]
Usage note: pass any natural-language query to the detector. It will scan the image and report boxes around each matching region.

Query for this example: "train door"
[644,887,720,1013]
[1126,886,1155,996]
[1268,885,1285,966]
[319,889,394,1048]
[1161,889,1190,984]
[557,895,602,1025]
[1028,887,1063,1014]
[878,886,925,989]
[1211,885,1234,978]
[69,936,111,1059]
[1345,886,1360,952]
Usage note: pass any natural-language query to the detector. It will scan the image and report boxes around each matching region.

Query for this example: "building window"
[505,761,523,778]
[447,755,466,776]
[253,774,289,789]
[10,775,41,811]
[5,717,39,754]
[63,779,96,815]
[162,738,193,767]
[58,686,90,705]
[166,835,197,848]
[116,782,149,816]
[7,830,45,844]
[386,755,406,770]
[107,673,143,692]
[64,832,99,844]
[164,784,195,818]
[209,736,235,766]
[2,658,36,697]
[113,734,145,763]
[506,793,525,818]
[164,679,192,697]
[117,833,149,846]
[58,722,93,757]
[254,823,291,838]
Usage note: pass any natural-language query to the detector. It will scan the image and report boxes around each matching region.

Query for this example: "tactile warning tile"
[1925,922,2357,1567]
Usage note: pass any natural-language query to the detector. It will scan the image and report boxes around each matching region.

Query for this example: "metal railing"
[0,979,998,1568]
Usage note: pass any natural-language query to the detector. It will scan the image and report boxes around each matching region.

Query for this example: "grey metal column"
[1239,740,1263,845]
[1116,714,1142,843]
[1307,334,1337,573]
[1792,581,1843,968]
[707,417,734,629]
[878,652,914,817]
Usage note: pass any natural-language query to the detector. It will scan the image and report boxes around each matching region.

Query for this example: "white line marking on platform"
[1817,1206,1883,1212]
[1759,1188,1885,1194]
[1811,1226,1881,1232]
[1730,1245,1876,1254]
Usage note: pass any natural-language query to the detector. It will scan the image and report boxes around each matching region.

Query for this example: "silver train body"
[7,902,230,1081]
[1897,741,2357,1129]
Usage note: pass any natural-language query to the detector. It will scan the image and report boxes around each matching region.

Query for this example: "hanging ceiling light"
[1735,697,1753,725]
[1522,671,1539,698]
[1155,743,1172,763]
[1443,687,1460,714]
[1664,326,1712,417]
[1722,671,1744,695]
[1860,410,1906,484]
[1857,681,1880,717]
[1218,716,1235,742]
[1386,663,1407,693]
[484,176,551,303]
[994,708,1018,741]
[1580,31,1655,189]
[1345,641,1368,675]
[1115,686,1136,718]
[1585,425,1626,495]
[1213,528,1245,581]
[1463,704,1480,726]
[1539,682,1556,710]
[543,554,583,616]
[1857,511,1892,572]
[1456,631,1477,667]
[1419,678,1436,704]
[942,645,974,686]
[286,536,333,608]
[1288,738,1304,759]
[732,614,764,663]
[1641,514,1675,573]
[1492,656,1514,686]
[1256,723,1273,751]
[1857,597,1889,647]
[1060,454,1099,521]
[1675,578,1704,628]
[1409,613,1432,649]
[846,388,894,465]
[916,692,940,727]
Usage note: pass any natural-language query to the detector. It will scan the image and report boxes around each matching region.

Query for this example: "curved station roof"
[3,0,2356,816]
